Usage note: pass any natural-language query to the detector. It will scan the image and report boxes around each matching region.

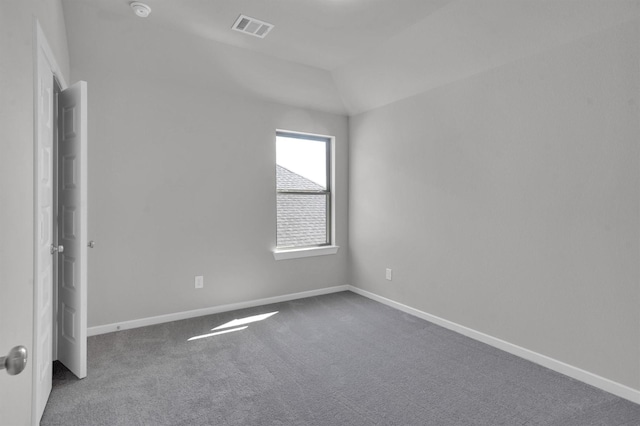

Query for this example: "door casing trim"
[33,19,68,426]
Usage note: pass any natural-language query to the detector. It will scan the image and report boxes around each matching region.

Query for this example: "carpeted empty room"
[41,292,640,425]
[3,1,640,424]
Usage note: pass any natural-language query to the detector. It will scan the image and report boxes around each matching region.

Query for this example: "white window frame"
[273,130,339,260]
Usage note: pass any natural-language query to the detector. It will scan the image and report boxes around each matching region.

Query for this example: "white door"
[56,81,88,380]
[33,47,55,423]
[0,23,85,425]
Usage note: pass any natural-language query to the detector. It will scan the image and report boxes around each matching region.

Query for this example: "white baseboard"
[87,285,350,337]
[346,285,640,405]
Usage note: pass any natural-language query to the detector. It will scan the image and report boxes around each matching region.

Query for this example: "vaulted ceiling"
[62,0,639,115]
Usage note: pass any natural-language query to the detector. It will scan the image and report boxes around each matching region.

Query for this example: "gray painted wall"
[0,0,69,423]
[68,67,348,327]
[349,19,640,390]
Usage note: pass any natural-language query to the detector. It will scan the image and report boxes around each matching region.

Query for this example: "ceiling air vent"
[232,15,274,39]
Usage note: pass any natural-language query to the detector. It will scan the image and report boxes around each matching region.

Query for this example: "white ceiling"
[146,0,453,71]
[61,0,639,116]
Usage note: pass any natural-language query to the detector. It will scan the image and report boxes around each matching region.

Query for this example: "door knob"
[50,244,64,254]
[1,346,28,376]
[88,240,95,248]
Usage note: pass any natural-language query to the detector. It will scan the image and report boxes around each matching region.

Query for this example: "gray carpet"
[41,291,640,425]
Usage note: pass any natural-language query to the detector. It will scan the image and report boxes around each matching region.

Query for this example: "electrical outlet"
[195,275,204,289]
[385,268,392,281]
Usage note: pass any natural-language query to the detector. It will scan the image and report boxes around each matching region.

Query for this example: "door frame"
[33,20,67,426]
[52,77,62,363]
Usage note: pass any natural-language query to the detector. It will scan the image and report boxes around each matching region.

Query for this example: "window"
[275,131,337,258]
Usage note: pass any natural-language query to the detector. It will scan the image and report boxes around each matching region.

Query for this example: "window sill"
[273,245,339,261]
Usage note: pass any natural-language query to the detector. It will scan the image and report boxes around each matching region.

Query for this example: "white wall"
[68,68,348,328]
[349,19,640,390]
[0,0,69,424]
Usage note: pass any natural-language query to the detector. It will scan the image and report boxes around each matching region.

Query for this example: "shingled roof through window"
[276,165,327,248]
[276,164,325,191]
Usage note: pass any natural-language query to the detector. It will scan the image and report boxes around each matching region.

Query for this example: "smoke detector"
[232,15,274,39]
[130,2,151,18]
